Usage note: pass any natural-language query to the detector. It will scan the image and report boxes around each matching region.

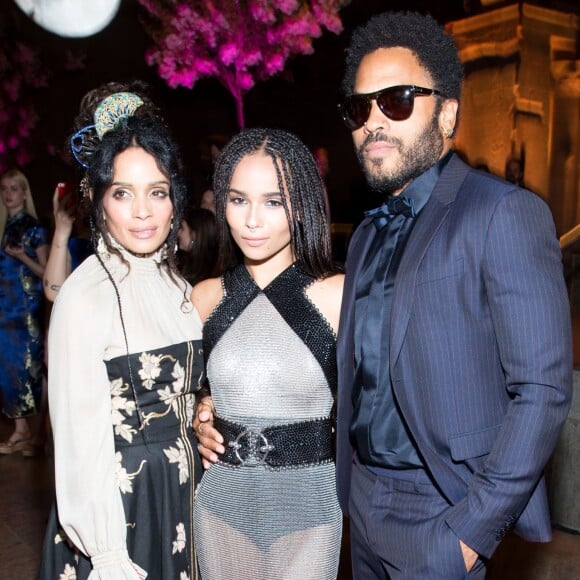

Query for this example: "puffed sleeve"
[28,223,49,248]
[48,267,147,579]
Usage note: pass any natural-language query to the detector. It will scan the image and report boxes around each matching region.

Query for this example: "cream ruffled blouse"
[48,242,202,579]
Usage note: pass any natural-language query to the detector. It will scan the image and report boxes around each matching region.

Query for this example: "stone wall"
[447,3,579,237]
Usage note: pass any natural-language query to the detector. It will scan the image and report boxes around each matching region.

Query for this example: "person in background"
[313,146,330,182]
[177,207,219,286]
[0,169,48,457]
[505,155,524,187]
[334,11,572,578]
[198,139,224,216]
[191,128,343,579]
[200,188,216,214]
[37,87,203,579]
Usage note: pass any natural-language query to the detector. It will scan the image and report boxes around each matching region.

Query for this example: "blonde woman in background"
[0,169,48,456]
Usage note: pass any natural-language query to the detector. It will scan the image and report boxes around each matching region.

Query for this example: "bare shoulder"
[305,273,345,334]
[190,276,224,323]
[316,272,345,293]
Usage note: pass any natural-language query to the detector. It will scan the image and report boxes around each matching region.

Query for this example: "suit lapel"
[338,217,376,352]
[390,154,471,368]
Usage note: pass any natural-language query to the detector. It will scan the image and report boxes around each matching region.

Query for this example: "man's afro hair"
[342,11,463,101]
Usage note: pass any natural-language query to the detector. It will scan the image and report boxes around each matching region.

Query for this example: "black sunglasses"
[339,85,443,130]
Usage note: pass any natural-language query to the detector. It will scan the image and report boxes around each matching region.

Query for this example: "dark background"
[2,0,574,224]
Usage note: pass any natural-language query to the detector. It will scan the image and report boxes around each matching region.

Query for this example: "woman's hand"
[52,186,76,242]
[6,240,48,278]
[193,396,224,469]
[4,243,26,260]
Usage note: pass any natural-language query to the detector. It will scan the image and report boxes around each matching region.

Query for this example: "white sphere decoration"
[13,0,122,38]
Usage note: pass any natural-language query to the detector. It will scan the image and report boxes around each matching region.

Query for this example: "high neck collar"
[7,209,27,222]
[96,233,168,271]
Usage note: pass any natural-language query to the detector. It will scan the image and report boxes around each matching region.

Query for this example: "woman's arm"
[4,211,49,278]
[5,242,48,278]
[190,277,225,468]
[44,187,75,301]
[49,277,146,579]
[306,273,345,334]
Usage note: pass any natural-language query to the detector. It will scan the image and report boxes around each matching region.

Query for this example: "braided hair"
[213,128,338,280]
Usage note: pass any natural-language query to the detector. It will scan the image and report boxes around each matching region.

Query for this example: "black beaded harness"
[202,262,337,395]
[202,262,338,469]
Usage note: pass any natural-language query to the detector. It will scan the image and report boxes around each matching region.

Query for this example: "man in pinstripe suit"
[335,11,573,579]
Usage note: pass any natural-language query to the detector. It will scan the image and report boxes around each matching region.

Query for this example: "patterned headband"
[70,92,144,169]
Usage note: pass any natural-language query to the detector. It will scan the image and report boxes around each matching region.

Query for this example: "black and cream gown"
[193,263,342,580]
[37,242,203,580]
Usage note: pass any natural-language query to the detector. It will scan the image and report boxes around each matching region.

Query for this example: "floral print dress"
[0,210,47,419]
[37,242,203,580]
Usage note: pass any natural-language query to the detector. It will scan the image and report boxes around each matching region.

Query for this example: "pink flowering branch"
[0,39,48,172]
[138,0,349,129]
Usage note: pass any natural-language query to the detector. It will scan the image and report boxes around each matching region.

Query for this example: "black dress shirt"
[351,153,452,469]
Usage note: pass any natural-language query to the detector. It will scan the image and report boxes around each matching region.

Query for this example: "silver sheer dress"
[193,263,342,580]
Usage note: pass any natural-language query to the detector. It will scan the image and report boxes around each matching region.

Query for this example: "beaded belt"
[215,415,334,470]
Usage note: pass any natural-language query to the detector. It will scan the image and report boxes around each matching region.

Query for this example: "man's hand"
[193,396,224,469]
[459,540,478,572]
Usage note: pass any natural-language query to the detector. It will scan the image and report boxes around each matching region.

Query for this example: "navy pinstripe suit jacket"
[336,154,573,559]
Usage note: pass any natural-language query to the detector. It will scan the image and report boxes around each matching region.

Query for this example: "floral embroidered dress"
[37,242,203,580]
[0,210,47,418]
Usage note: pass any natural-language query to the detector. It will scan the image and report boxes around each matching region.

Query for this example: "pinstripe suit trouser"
[349,460,487,579]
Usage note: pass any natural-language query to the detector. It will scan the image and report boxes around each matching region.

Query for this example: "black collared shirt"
[351,153,451,468]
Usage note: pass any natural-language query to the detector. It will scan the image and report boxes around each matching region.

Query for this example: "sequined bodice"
[204,263,337,429]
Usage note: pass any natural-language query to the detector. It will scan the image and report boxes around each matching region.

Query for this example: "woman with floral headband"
[37,86,203,579]
[42,81,158,303]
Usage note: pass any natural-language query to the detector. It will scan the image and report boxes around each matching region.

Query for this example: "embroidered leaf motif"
[163,438,189,484]
[138,352,163,389]
[115,451,147,494]
[58,563,76,580]
[110,377,138,442]
[172,522,186,554]
[172,360,185,391]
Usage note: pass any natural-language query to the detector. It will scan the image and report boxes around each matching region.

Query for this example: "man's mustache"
[358,132,402,154]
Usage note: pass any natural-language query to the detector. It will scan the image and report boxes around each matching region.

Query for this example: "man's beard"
[356,110,444,195]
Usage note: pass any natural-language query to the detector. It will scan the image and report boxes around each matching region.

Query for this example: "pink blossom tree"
[138,0,350,128]
[0,38,47,173]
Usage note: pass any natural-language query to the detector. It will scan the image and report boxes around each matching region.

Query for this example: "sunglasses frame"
[339,85,443,130]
